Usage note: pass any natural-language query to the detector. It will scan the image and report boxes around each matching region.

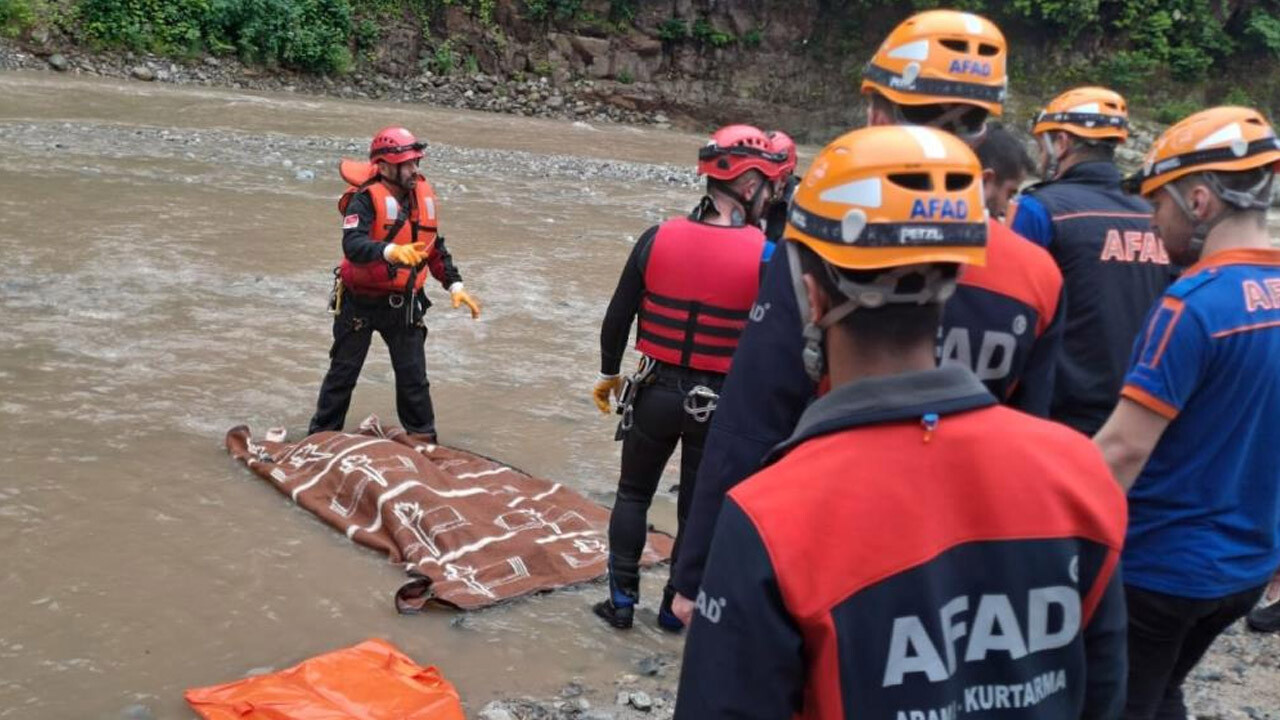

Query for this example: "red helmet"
[370,126,425,164]
[767,130,798,176]
[698,124,789,180]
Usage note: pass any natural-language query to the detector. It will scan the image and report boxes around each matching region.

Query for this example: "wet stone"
[119,704,155,720]
[478,701,516,720]
[628,690,653,712]
[47,54,68,72]
[560,681,585,698]
[130,65,155,81]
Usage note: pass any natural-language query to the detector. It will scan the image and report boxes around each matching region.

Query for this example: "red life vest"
[635,217,764,374]
[336,160,439,295]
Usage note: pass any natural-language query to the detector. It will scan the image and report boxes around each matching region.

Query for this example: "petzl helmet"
[786,124,987,271]
[767,130,798,177]
[861,10,1007,117]
[1128,106,1280,202]
[1033,86,1129,142]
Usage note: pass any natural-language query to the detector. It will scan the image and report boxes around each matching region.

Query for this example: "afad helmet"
[787,124,987,272]
[767,130,798,177]
[1128,106,1280,203]
[1033,86,1129,142]
[861,10,1007,117]
[698,124,790,181]
[786,125,987,381]
[370,126,426,164]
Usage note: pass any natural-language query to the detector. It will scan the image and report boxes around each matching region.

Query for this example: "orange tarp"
[185,638,464,720]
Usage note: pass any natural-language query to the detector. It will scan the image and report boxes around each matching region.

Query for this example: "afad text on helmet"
[948,59,992,77]
[910,197,970,221]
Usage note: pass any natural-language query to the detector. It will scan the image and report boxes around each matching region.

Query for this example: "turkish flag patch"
[342,214,359,229]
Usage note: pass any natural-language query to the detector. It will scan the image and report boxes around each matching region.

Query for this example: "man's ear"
[1189,183,1218,220]
[802,272,830,325]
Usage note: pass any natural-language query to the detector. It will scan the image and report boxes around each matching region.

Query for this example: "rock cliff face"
[401,0,875,141]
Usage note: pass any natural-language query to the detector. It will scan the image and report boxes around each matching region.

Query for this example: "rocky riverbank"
[478,620,1280,720]
[0,38,674,129]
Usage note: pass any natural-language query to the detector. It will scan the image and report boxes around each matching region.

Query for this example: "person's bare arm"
[1093,397,1172,491]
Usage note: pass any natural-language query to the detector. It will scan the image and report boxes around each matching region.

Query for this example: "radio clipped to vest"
[328,267,344,316]
[614,355,658,440]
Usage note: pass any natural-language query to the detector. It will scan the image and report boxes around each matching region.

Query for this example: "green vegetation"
[2,0,1276,123]
[656,17,687,43]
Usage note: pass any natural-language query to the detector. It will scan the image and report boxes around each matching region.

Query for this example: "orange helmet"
[1128,106,1280,198]
[861,10,1006,117]
[786,125,987,271]
[697,124,790,180]
[1032,87,1129,142]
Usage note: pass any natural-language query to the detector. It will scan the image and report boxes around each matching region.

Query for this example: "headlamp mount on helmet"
[371,141,427,162]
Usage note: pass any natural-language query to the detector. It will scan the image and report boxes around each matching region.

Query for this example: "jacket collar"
[1055,160,1123,188]
[766,364,996,463]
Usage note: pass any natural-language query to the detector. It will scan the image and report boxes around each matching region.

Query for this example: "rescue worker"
[1093,106,1280,719]
[308,126,481,442]
[1010,87,1174,436]
[762,129,798,250]
[976,122,1036,221]
[590,124,786,631]
[668,9,1066,624]
[675,125,1128,718]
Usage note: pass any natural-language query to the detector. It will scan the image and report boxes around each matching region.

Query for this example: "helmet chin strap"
[1160,172,1267,262]
[786,243,959,383]
[1039,133,1066,180]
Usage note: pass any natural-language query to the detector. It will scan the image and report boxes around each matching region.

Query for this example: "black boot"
[593,560,637,629]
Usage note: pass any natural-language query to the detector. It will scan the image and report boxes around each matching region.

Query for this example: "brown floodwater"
[0,71,717,718]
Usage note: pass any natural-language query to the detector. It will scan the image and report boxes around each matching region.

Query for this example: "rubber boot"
[593,561,637,629]
[657,584,685,633]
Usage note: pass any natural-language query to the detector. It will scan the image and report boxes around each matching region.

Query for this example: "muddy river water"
[0,71,716,718]
[6,71,1280,720]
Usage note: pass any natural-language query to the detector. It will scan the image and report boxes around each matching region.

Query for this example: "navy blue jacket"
[1010,161,1175,435]
[675,366,1128,718]
[670,220,1065,600]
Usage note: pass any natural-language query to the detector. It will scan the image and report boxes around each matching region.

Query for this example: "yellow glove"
[592,374,622,415]
[384,242,429,267]
[449,284,481,319]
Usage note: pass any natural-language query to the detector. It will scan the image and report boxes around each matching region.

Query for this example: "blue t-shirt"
[1121,248,1280,598]
[1009,193,1054,249]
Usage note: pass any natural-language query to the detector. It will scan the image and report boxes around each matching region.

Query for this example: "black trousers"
[1123,583,1266,719]
[308,293,436,437]
[607,367,722,600]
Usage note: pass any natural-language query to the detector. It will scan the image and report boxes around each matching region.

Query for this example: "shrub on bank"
[75,0,352,73]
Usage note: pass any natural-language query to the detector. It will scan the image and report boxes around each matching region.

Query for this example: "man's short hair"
[1175,167,1274,226]
[1066,133,1118,163]
[975,122,1035,183]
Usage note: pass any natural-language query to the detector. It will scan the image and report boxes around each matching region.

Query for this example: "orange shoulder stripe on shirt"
[1149,297,1185,368]
[957,221,1064,335]
[1121,385,1179,420]
[1183,248,1280,276]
